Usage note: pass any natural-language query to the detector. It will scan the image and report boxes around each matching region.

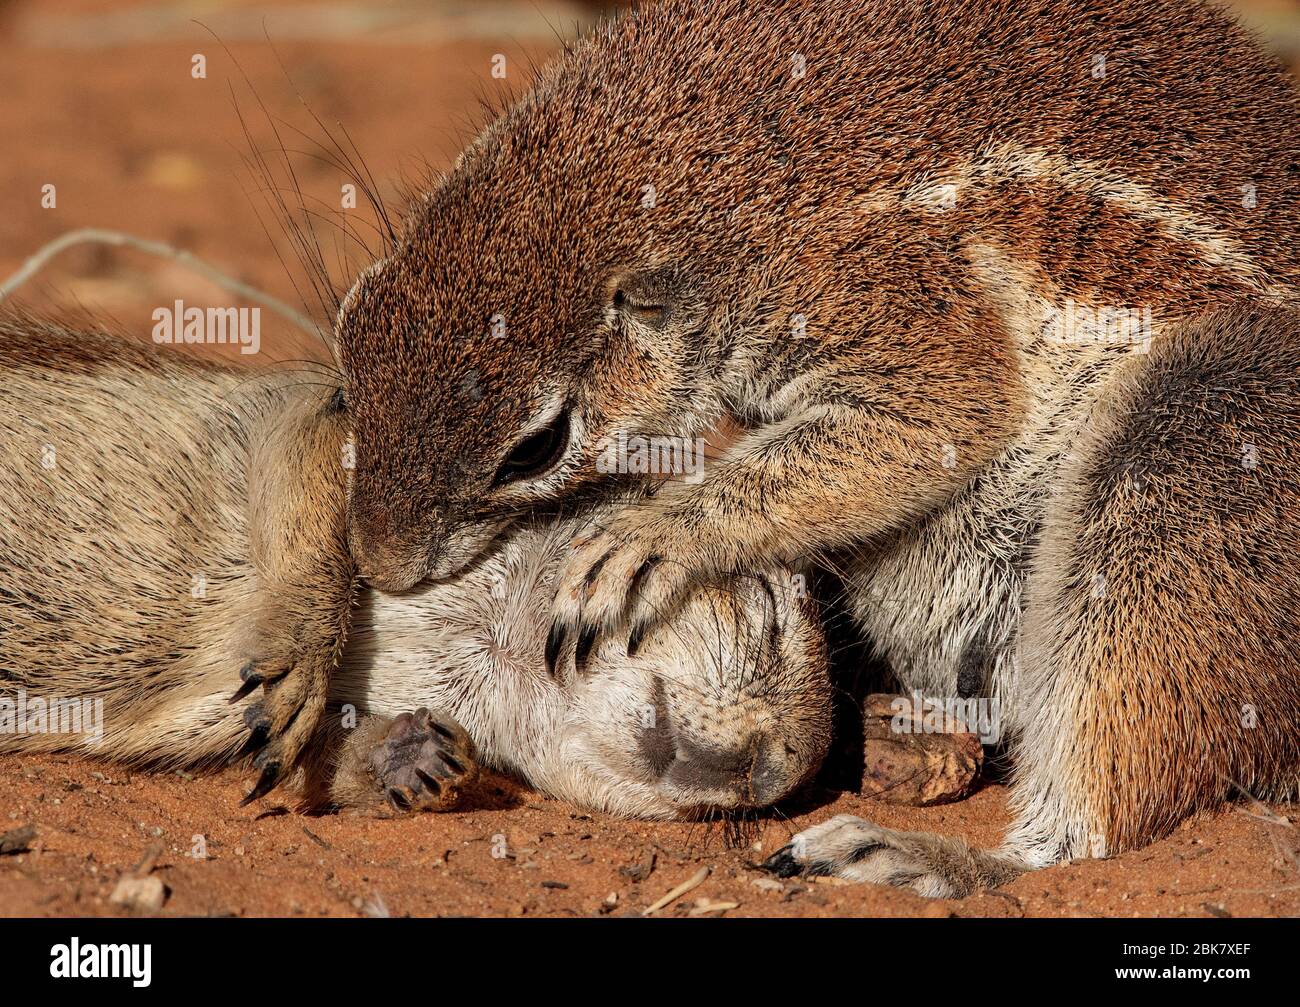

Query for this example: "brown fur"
[1018,303,1300,852]
[333,0,1300,890]
[338,0,1300,593]
[769,302,1300,896]
[0,318,355,800]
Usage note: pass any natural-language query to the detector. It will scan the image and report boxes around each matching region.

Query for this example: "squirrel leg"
[1005,306,1300,864]
[550,286,1021,645]
[232,388,357,804]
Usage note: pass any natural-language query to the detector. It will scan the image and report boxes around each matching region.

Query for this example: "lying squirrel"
[0,319,830,818]
[333,0,1300,894]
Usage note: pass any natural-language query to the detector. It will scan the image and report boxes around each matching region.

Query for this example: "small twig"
[302,826,331,849]
[130,842,165,877]
[643,866,710,916]
[0,227,324,338]
[1230,781,1300,873]
[1237,800,1293,828]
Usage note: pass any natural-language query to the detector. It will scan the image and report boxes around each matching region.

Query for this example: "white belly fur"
[847,240,1159,711]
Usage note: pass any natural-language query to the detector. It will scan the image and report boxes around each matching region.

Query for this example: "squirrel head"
[335,168,721,590]
[331,16,785,589]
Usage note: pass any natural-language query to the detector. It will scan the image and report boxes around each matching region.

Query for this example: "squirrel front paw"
[367,708,478,813]
[231,588,353,805]
[548,506,701,674]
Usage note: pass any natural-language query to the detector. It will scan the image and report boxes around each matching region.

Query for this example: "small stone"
[109,875,166,913]
[0,824,37,855]
[860,693,983,805]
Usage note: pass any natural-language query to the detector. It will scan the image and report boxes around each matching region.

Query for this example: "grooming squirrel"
[334,0,1300,894]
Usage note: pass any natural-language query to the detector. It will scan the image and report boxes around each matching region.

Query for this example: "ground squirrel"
[0,318,830,816]
[333,0,1300,894]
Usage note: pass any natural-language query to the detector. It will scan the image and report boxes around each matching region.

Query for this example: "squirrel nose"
[349,526,430,592]
[652,732,793,807]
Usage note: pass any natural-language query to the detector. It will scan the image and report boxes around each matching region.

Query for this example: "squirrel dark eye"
[612,287,667,324]
[493,410,571,485]
[325,388,346,414]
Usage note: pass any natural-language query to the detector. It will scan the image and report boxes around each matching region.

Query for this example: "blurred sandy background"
[0,0,1295,370]
[0,0,611,366]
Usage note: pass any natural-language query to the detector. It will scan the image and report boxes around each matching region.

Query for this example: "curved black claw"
[574,625,598,674]
[240,759,282,806]
[239,703,272,755]
[760,845,803,879]
[545,623,566,678]
[228,662,264,703]
[386,787,411,813]
[583,550,613,587]
[627,621,647,658]
[629,555,660,597]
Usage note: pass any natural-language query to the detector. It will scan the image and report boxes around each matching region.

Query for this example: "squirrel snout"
[349,525,431,592]
[651,730,805,809]
[350,514,496,589]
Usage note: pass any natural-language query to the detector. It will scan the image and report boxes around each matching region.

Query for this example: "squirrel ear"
[605,264,697,331]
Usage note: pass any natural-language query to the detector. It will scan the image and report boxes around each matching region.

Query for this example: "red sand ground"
[2,754,1298,918]
[1,0,1299,918]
